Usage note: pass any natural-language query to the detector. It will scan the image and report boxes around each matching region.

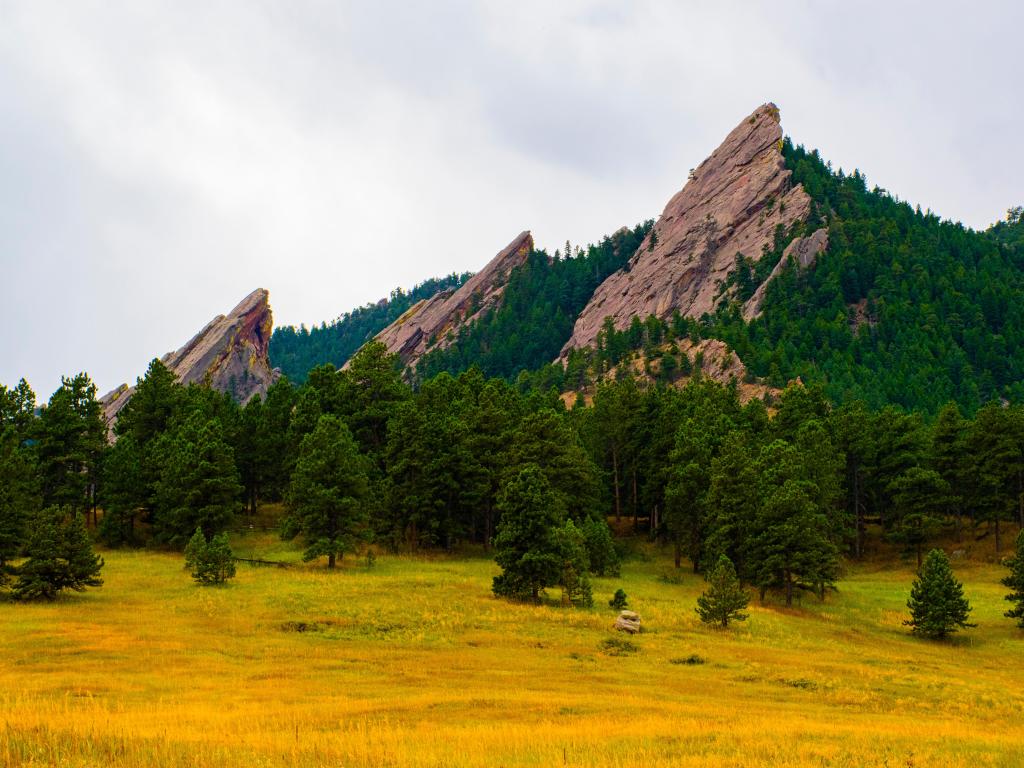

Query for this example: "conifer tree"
[553,519,593,608]
[285,415,370,568]
[905,549,975,639]
[696,554,749,627]
[184,527,236,585]
[492,465,564,602]
[153,414,241,546]
[0,428,38,579]
[37,373,106,517]
[887,467,950,568]
[12,508,103,600]
[1003,531,1024,628]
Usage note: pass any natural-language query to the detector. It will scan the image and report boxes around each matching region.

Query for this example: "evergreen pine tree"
[12,508,103,600]
[1002,531,1024,628]
[552,518,593,608]
[285,415,370,568]
[905,549,975,639]
[696,554,749,627]
[184,527,236,585]
[492,465,564,602]
[580,517,620,577]
[152,414,241,546]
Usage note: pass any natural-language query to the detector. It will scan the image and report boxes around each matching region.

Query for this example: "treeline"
[269,272,471,383]
[5,347,1023,607]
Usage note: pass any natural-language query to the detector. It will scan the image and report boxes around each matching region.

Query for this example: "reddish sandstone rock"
[365,231,533,368]
[100,288,278,437]
[562,104,812,357]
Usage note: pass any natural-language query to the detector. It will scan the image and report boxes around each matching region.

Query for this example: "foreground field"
[2,533,1023,767]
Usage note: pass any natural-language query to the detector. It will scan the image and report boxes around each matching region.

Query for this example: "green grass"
[1,530,1023,767]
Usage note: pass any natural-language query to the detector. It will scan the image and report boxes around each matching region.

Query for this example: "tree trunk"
[632,470,639,532]
[916,542,922,570]
[995,517,1002,554]
[674,541,682,569]
[612,449,621,522]
[328,552,336,569]
[853,468,862,559]
[785,571,793,607]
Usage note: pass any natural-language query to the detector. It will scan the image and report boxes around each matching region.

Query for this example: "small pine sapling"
[905,549,975,639]
[609,588,629,611]
[696,555,749,628]
[184,527,236,585]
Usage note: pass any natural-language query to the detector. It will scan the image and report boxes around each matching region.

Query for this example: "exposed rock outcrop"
[561,103,813,357]
[365,231,533,369]
[614,610,642,634]
[743,227,828,319]
[100,288,278,436]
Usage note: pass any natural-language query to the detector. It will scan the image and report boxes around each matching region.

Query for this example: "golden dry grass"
[2,532,1023,767]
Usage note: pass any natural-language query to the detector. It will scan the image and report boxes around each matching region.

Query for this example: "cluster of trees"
[5,337,1024,621]
[413,222,653,384]
[1,377,105,599]
[269,272,471,384]
[709,141,1024,413]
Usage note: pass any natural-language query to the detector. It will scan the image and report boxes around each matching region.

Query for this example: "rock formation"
[614,610,642,634]
[561,103,827,357]
[365,231,533,368]
[743,226,828,319]
[100,288,278,436]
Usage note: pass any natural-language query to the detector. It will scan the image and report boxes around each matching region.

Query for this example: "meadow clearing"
[1,525,1023,768]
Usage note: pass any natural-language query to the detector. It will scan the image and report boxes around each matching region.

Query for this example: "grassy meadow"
[2,525,1023,767]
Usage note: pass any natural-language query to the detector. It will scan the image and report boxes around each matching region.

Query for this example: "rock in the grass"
[614,610,642,634]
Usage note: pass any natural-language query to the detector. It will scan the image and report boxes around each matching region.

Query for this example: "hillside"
[264,104,1023,414]
[269,272,471,383]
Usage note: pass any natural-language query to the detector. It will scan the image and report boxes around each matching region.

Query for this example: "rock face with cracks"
[365,231,534,369]
[561,103,825,357]
[100,288,278,438]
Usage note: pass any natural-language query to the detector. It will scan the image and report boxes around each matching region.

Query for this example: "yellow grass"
[2,533,1023,767]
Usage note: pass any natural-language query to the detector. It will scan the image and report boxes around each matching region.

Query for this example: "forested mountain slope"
[706,142,1024,413]
[269,272,470,383]
[269,104,1023,414]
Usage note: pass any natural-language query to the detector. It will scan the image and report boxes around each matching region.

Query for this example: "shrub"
[608,588,629,611]
[184,528,236,586]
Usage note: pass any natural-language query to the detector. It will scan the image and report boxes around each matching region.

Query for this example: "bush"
[184,528,236,586]
[609,588,629,610]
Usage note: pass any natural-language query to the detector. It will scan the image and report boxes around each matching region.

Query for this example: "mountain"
[562,103,825,355]
[100,288,278,434]
[363,231,534,370]
[269,272,471,383]
[268,103,1024,413]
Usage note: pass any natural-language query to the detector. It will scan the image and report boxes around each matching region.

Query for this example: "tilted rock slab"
[561,103,824,358]
[365,231,533,369]
[100,288,278,437]
[743,226,828,319]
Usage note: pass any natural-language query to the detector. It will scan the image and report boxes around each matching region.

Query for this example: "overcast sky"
[2,1,1021,400]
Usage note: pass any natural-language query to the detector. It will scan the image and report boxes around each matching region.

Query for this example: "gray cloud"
[1,0,1021,399]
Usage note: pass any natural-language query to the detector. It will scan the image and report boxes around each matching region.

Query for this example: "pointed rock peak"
[228,287,271,317]
[561,103,816,357]
[100,288,279,438]
[364,231,533,369]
